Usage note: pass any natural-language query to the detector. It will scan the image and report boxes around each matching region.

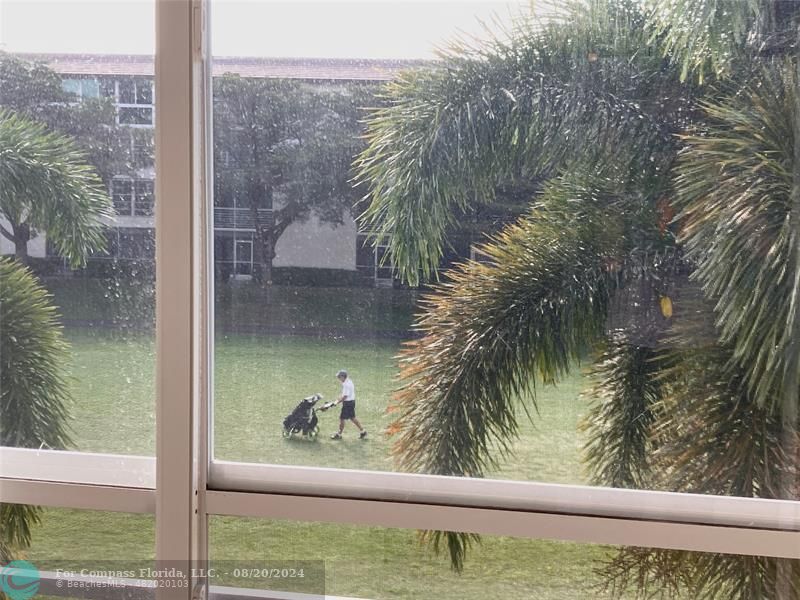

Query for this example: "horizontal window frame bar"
[210,460,800,533]
[206,490,800,560]
[0,447,155,488]
[210,586,358,600]
[0,478,154,514]
[4,448,799,557]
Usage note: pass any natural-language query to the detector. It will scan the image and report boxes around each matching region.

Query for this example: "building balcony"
[214,207,274,231]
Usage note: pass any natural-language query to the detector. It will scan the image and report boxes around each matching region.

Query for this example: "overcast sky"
[0,0,535,59]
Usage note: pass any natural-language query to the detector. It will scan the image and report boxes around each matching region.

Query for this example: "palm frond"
[0,259,72,563]
[597,341,796,598]
[0,257,73,450]
[0,109,113,267]
[645,0,757,83]
[355,0,681,285]
[652,347,791,499]
[387,170,632,570]
[0,504,41,560]
[421,530,481,574]
[599,546,799,600]
[387,171,638,479]
[673,62,799,416]
[581,331,662,489]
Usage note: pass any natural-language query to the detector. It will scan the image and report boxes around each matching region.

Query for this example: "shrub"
[0,257,73,560]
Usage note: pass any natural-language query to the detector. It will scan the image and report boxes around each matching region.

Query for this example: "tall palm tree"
[0,258,73,562]
[356,0,800,596]
[0,108,113,266]
[0,111,110,561]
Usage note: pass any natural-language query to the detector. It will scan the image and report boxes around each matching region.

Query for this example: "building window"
[214,232,254,278]
[99,77,155,127]
[118,228,155,260]
[357,233,394,284]
[112,177,155,217]
[61,77,101,100]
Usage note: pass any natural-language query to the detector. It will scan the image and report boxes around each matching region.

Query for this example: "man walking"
[331,369,367,440]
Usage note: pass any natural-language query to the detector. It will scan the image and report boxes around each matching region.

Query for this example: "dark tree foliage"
[0,51,137,188]
[0,52,131,263]
[213,74,376,283]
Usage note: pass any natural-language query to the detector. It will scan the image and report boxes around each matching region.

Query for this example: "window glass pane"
[210,517,800,599]
[100,79,116,99]
[135,180,155,217]
[118,106,153,125]
[5,504,154,595]
[112,179,133,214]
[135,80,153,105]
[81,78,100,99]
[356,235,376,277]
[25,506,154,562]
[1,3,156,457]
[209,0,800,508]
[132,132,153,167]
[61,79,80,97]
[118,79,136,104]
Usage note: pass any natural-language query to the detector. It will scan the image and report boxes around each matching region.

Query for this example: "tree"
[0,258,73,562]
[0,52,146,263]
[213,74,374,284]
[0,51,140,189]
[0,104,113,562]
[0,109,113,266]
[356,0,800,596]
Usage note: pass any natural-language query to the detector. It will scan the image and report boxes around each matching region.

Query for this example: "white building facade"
[10,53,425,285]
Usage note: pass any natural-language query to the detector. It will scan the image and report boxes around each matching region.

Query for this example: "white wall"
[114,215,155,229]
[0,212,357,270]
[273,212,356,270]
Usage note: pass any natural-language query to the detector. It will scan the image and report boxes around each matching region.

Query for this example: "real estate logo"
[0,560,40,600]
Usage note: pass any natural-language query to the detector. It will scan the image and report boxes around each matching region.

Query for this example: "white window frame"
[233,235,253,275]
[106,78,155,128]
[356,231,395,284]
[1,2,799,600]
[111,176,136,216]
[112,176,156,217]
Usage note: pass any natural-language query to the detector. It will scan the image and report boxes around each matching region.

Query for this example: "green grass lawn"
[19,276,636,598]
[25,508,622,600]
[61,329,591,483]
[214,333,590,483]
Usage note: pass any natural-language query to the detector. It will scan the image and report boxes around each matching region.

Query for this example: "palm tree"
[0,258,73,562]
[0,108,113,266]
[0,111,110,561]
[356,0,800,596]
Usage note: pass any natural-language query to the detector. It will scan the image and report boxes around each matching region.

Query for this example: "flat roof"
[14,53,432,81]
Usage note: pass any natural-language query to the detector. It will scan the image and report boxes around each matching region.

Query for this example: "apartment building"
[5,53,425,285]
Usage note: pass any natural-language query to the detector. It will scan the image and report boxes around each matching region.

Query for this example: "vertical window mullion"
[154,0,208,598]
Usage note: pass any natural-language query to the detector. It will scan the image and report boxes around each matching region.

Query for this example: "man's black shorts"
[340,401,356,420]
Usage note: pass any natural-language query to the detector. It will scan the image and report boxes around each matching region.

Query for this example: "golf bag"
[282,393,323,438]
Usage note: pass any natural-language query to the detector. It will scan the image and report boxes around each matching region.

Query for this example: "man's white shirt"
[341,378,355,401]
